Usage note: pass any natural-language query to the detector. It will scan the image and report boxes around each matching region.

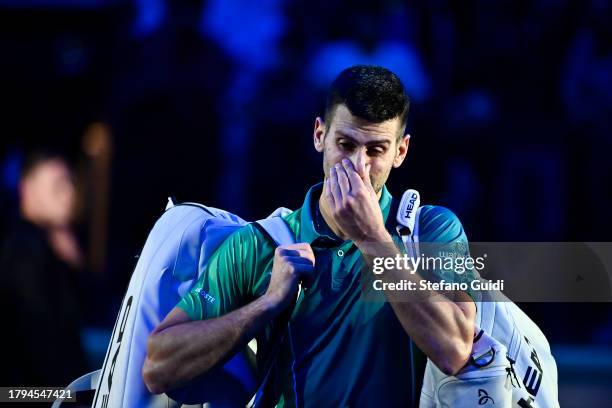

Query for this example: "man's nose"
[348,148,368,175]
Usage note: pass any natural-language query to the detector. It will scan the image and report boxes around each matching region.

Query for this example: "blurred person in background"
[0,151,87,387]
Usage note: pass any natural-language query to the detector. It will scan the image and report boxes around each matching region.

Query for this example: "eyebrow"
[334,131,392,146]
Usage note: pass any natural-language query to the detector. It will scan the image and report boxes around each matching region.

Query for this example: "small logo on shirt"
[454,241,467,255]
[195,288,216,304]
[478,389,494,405]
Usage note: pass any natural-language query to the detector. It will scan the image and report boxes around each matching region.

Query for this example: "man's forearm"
[357,236,475,375]
[143,295,277,394]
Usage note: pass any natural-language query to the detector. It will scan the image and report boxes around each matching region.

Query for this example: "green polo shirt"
[177,183,475,407]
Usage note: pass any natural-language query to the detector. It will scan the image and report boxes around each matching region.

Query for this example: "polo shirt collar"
[299,182,394,245]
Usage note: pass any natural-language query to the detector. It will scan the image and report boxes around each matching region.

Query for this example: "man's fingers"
[291,262,315,272]
[283,256,315,266]
[324,177,335,207]
[329,166,342,207]
[335,163,351,197]
[277,243,315,264]
[280,242,313,252]
[341,158,364,190]
[276,253,315,277]
[293,264,315,282]
[277,249,305,258]
[278,253,315,266]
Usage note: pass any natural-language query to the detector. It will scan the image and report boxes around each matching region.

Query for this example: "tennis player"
[143,65,477,407]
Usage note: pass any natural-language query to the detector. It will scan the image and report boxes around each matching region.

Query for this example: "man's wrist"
[354,229,393,249]
[258,293,284,318]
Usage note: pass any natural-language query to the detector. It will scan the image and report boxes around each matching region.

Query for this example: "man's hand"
[265,243,315,312]
[144,243,314,394]
[324,158,391,245]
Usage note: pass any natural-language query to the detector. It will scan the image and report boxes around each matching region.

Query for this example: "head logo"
[404,192,418,219]
[478,389,495,405]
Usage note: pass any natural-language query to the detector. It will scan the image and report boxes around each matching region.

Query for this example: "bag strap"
[254,216,296,246]
[395,189,422,258]
[250,215,299,408]
[253,215,301,300]
[396,189,420,234]
[394,189,424,403]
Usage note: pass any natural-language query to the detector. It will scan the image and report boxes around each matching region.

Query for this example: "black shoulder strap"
[249,216,301,408]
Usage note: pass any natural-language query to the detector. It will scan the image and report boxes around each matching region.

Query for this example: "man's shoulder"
[417,205,467,243]
[282,207,302,237]
[222,223,267,250]
[218,208,302,253]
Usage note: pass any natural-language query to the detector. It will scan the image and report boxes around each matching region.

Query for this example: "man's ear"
[313,117,326,153]
[393,134,410,168]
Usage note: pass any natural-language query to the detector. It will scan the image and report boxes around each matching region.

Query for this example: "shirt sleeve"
[176,224,259,321]
[416,205,480,304]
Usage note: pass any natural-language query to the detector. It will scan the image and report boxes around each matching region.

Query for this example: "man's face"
[21,159,76,228]
[313,104,409,195]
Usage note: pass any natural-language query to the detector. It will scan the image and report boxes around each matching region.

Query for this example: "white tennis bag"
[53,198,295,408]
[419,298,559,407]
[395,190,560,408]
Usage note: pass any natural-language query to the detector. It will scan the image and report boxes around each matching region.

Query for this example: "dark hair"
[20,150,69,179]
[324,65,410,133]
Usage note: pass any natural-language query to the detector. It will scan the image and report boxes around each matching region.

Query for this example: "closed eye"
[367,146,387,156]
[338,141,356,151]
